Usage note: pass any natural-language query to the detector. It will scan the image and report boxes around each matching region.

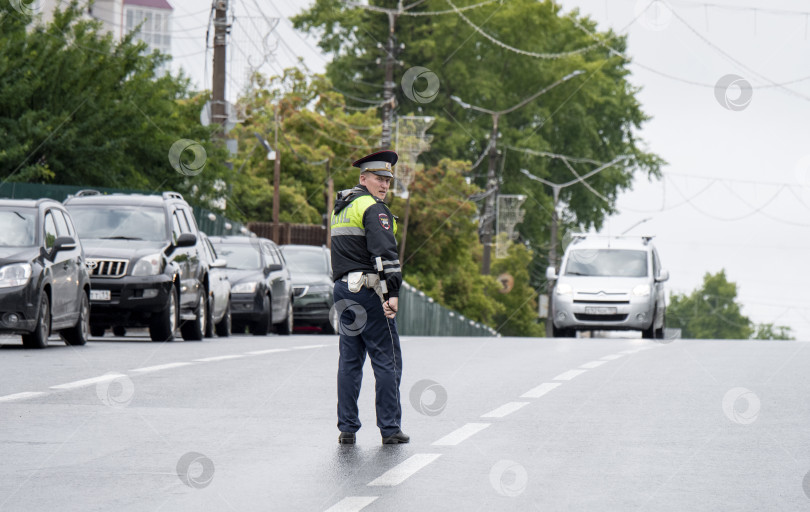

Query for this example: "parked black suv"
[0,199,91,348]
[64,191,211,342]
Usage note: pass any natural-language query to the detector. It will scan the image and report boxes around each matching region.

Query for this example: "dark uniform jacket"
[330,185,402,298]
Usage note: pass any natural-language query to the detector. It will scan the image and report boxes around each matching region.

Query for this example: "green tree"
[667,270,753,339]
[491,241,545,337]
[294,0,664,284]
[228,69,380,222]
[751,323,794,341]
[0,2,229,206]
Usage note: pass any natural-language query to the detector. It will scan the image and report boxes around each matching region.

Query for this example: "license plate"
[585,306,617,315]
[90,289,111,301]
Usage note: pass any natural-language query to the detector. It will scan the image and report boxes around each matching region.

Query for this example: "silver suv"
[546,235,669,339]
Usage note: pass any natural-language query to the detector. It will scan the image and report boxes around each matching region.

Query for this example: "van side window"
[43,212,57,249]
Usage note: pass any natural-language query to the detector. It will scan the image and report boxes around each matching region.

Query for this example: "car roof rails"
[75,189,102,197]
[570,233,655,245]
[162,191,185,201]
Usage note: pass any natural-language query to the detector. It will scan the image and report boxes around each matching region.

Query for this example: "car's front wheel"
[215,298,231,337]
[181,292,207,341]
[275,299,293,335]
[62,292,89,346]
[149,287,178,342]
[22,292,50,349]
[251,295,271,336]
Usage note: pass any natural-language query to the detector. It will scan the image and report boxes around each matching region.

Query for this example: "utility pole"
[326,159,333,249]
[211,0,229,138]
[272,106,281,243]
[380,8,400,149]
[450,70,584,275]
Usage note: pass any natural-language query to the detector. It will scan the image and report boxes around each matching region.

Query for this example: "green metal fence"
[397,282,496,337]
[0,182,247,236]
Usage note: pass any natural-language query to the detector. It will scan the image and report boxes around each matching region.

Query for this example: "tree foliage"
[0,2,230,206]
[293,0,664,287]
[667,270,793,340]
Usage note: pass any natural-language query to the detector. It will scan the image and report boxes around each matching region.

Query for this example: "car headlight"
[0,263,32,288]
[633,285,651,296]
[556,283,573,295]
[232,281,258,293]
[131,253,163,276]
[307,284,332,295]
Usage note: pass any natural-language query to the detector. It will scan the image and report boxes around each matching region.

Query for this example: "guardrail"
[397,282,496,337]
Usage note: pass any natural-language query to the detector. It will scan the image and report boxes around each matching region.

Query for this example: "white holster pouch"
[365,273,385,303]
[347,271,365,292]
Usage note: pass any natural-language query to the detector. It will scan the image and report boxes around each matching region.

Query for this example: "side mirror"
[546,266,558,281]
[266,263,283,273]
[211,258,226,269]
[53,236,77,254]
[656,269,670,282]
[175,233,197,248]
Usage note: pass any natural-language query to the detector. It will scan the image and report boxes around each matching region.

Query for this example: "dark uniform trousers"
[334,279,403,437]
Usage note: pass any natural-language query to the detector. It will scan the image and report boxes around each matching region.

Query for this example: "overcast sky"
[168,0,810,340]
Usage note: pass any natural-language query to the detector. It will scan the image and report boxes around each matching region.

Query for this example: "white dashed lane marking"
[521,382,561,398]
[131,362,195,373]
[367,454,442,487]
[0,391,47,402]
[553,369,588,381]
[246,348,291,355]
[481,402,530,418]
[292,344,329,350]
[600,354,624,360]
[580,360,608,369]
[324,496,379,512]
[193,355,246,362]
[50,373,125,390]
[431,423,491,446]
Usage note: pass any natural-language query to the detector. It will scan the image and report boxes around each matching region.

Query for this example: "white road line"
[481,402,530,418]
[367,454,442,487]
[131,362,195,373]
[193,355,245,362]
[246,348,291,355]
[431,423,491,446]
[292,344,328,350]
[600,354,624,361]
[324,496,379,512]
[521,382,561,398]
[619,349,639,354]
[50,373,125,391]
[580,360,608,369]
[553,369,588,381]
[0,391,47,402]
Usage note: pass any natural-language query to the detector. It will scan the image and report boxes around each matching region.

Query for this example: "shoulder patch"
[378,213,391,230]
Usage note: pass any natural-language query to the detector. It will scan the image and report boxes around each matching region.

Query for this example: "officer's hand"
[383,297,398,319]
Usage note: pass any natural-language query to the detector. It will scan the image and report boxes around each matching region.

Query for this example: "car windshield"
[282,248,327,274]
[565,249,648,278]
[0,208,36,246]
[215,244,262,270]
[67,205,167,241]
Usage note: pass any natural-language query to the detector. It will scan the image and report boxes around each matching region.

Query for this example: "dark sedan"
[280,244,337,334]
[0,199,91,348]
[208,236,294,336]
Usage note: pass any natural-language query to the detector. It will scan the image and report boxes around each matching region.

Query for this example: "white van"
[546,235,669,338]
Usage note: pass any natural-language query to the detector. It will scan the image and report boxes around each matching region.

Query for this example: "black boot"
[381,430,410,444]
[338,432,356,444]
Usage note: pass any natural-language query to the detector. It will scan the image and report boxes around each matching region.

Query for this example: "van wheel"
[22,293,50,349]
[642,307,658,339]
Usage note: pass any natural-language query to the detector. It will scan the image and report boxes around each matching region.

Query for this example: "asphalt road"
[1,332,809,511]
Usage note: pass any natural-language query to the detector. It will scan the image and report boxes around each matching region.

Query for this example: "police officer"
[331,150,408,445]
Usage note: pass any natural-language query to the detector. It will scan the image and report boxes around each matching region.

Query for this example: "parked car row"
[0,191,339,348]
